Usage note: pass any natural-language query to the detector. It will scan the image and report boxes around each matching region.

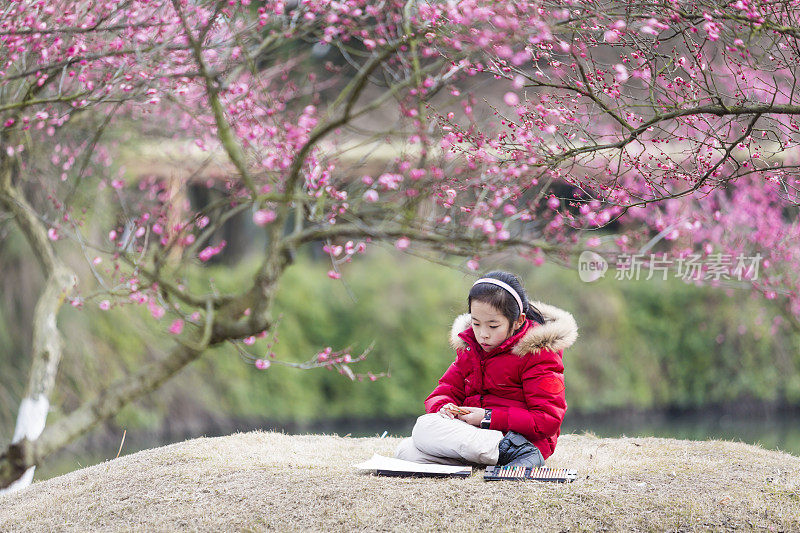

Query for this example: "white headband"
[472,278,524,317]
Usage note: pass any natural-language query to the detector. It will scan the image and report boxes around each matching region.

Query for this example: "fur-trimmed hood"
[449,301,578,356]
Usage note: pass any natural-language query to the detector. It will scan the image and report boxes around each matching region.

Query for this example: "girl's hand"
[456,407,486,427]
[439,403,461,419]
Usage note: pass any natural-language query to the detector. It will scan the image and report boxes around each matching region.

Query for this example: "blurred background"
[3,226,799,479]
[2,1,800,483]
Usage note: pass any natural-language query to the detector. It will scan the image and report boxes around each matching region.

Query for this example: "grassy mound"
[1,432,798,531]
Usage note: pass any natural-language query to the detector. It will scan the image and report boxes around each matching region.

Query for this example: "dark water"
[561,410,800,455]
[30,409,800,481]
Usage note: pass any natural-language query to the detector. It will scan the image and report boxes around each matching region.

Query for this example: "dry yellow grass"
[1,431,798,532]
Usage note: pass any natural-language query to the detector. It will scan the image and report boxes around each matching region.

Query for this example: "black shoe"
[497,432,544,468]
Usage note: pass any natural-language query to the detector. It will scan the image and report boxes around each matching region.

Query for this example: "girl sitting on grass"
[396,271,578,468]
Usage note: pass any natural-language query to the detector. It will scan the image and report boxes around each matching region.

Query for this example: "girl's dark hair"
[468,271,544,332]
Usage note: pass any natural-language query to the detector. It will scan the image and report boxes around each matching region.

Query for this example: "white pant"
[395,413,505,465]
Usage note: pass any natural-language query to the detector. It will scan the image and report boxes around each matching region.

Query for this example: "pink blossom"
[253,209,277,226]
[47,228,59,241]
[363,189,379,202]
[327,270,341,279]
[324,244,343,256]
[198,248,215,261]
[168,319,184,335]
[410,168,426,180]
[377,173,403,190]
[614,64,629,83]
[703,21,721,41]
[547,197,560,210]
[511,50,530,66]
[198,241,226,262]
[149,302,165,320]
[129,292,148,304]
[99,300,111,310]
[317,347,332,362]
[395,237,411,250]
[466,259,480,271]
[503,92,520,106]
[255,359,271,370]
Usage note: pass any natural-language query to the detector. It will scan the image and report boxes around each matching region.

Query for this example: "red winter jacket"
[425,302,578,459]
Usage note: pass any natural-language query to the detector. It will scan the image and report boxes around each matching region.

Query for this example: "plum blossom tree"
[621,177,800,331]
[423,0,800,322]
[3,0,800,491]
[0,0,556,491]
[0,0,203,492]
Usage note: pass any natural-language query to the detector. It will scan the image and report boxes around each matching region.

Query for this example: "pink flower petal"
[503,92,520,106]
[253,209,277,226]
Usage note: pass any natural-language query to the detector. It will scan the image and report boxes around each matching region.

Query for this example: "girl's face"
[470,300,523,352]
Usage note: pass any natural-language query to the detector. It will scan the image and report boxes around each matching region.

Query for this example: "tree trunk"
[0,159,282,489]
[0,169,76,493]
[3,397,48,492]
